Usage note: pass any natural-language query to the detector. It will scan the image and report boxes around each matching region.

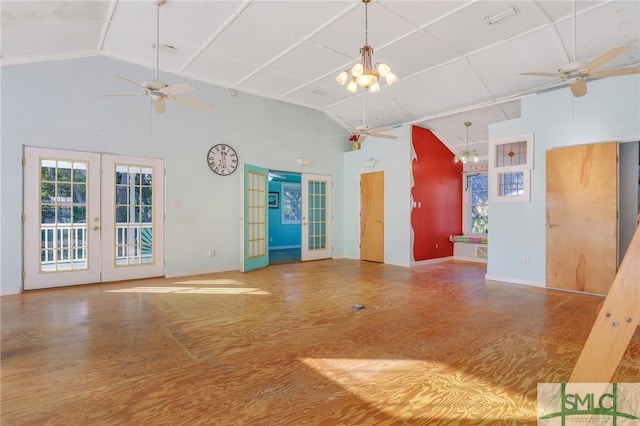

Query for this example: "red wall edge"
[411,126,463,261]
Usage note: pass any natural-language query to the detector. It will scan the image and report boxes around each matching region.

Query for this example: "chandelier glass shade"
[454,121,479,164]
[335,0,397,93]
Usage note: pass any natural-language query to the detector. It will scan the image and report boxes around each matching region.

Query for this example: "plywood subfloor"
[2,259,638,425]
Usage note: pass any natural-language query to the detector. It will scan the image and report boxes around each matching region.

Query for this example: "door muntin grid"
[307,180,327,250]
[247,171,266,259]
[39,158,89,272]
[114,164,155,266]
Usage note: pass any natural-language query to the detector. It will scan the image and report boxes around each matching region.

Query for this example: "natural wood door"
[360,171,384,262]
[546,142,618,295]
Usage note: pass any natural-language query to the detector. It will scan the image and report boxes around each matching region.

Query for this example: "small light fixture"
[363,157,378,168]
[484,6,519,25]
[296,157,312,166]
[335,0,397,93]
[454,121,479,164]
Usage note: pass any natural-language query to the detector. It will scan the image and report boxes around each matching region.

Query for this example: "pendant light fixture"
[454,121,479,164]
[335,0,397,93]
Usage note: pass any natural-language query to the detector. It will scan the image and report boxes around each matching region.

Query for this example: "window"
[281,183,301,224]
[466,174,489,234]
[489,133,533,202]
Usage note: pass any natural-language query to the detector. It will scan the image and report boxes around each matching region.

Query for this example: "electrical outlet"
[208,249,215,257]
[523,257,529,266]
[435,243,439,249]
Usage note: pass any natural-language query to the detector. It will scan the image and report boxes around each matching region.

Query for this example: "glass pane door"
[242,164,269,272]
[302,174,332,261]
[24,148,101,289]
[101,155,164,282]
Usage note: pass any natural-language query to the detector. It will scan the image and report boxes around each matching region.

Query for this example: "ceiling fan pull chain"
[155,1,160,81]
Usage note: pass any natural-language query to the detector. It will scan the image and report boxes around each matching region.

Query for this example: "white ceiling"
[2,0,639,157]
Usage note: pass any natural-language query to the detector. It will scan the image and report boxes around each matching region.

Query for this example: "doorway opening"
[268,170,301,264]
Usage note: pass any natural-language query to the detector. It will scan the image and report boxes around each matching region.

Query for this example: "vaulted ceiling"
[2,1,639,157]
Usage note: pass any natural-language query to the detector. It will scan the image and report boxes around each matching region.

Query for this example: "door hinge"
[21,213,25,223]
[22,270,25,280]
[21,157,25,167]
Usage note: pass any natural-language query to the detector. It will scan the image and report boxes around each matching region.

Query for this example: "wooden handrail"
[569,220,640,382]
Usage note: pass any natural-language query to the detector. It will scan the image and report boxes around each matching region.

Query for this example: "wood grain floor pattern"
[1,259,638,425]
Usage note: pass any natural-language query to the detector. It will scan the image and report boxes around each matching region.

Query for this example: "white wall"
[487,75,640,286]
[342,126,413,266]
[0,56,348,295]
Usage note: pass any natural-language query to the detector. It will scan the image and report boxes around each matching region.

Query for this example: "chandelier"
[335,0,397,93]
[454,121,479,164]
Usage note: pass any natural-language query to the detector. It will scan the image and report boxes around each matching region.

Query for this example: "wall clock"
[207,144,238,176]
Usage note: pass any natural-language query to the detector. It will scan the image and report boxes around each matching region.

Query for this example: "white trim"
[411,256,454,267]
[484,274,545,288]
[453,256,487,264]
[1,287,23,296]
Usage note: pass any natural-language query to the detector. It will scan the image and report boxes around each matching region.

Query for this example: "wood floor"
[1,259,638,425]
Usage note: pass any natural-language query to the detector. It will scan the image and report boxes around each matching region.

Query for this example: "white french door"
[301,174,332,261]
[23,147,164,290]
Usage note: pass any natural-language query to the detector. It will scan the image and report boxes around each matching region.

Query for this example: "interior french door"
[23,147,164,290]
[301,174,332,261]
[241,163,269,272]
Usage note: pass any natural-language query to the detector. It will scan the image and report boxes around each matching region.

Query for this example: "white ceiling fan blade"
[358,134,368,143]
[569,79,588,97]
[168,96,212,109]
[581,46,627,71]
[113,74,145,90]
[590,66,640,78]
[368,126,394,133]
[520,71,564,78]
[99,93,146,97]
[160,83,195,96]
[369,133,398,140]
[152,97,166,113]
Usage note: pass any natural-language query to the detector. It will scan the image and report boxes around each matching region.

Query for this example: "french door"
[301,174,332,261]
[241,163,269,272]
[23,147,164,290]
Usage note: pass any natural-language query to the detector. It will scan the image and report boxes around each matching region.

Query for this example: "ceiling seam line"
[180,0,252,71]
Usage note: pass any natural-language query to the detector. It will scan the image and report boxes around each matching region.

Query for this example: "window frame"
[488,133,534,203]
[281,182,302,225]
[464,172,489,235]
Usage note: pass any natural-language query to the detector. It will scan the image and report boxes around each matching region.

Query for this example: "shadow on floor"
[269,248,301,265]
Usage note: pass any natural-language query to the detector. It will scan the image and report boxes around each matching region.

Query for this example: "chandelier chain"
[364,0,368,45]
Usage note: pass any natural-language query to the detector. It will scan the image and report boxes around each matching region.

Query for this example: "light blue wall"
[486,75,640,286]
[343,126,413,267]
[268,180,301,248]
[0,56,347,294]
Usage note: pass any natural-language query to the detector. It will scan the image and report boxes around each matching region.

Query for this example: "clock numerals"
[207,144,238,176]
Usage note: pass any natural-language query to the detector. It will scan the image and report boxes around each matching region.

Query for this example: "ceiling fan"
[520,1,640,97]
[350,92,398,149]
[101,0,211,113]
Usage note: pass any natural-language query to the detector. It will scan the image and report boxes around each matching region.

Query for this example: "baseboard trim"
[0,287,23,296]
[484,274,545,288]
[411,256,454,267]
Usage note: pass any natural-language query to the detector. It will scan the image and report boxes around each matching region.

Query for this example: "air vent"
[152,43,177,54]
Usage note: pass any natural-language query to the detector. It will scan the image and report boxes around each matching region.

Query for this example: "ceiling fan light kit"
[336,0,397,93]
[454,121,479,164]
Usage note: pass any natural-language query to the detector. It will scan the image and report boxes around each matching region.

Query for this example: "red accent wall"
[411,126,463,261]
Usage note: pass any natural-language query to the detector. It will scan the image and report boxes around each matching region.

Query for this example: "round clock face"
[207,144,238,176]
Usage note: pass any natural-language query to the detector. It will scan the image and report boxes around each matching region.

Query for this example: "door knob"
[93,226,100,231]
[546,223,558,228]
[379,220,384,223]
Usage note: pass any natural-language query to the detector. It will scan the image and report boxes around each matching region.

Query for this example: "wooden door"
[301,174,332,261]
[546,142,618,295]
[242,163,269,272]
[360,171,384,262]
